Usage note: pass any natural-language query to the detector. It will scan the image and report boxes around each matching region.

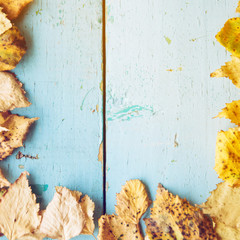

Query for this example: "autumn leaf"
[215,127,240,186]
[0,8,12,35]
[98,214,143,240]
[0,172,41,240]
[144,184,217,240]
[0,112,38,160]
[200,182,240,240]
[0,26,27,71]
[115,179,151,224]
[39,186,86,240]
[216,18,240,57]
[0,72,31,112]
[211,55,240,88]
[0,0,33,20]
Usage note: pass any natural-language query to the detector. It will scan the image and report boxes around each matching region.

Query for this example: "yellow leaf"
[144,184,217,240]
[216,18,240,57]
[115,179,151,224]
[0,172,41,240]
[215,127,240,186]
[0,26,27,71]
[39,186,86,240]
[0,8,11,35]
[0,72,31,112]
[0,0,33,20]
[200,182,240,240]
[98,214,143,240]
[0,112,38,160]
[211,55,240,88]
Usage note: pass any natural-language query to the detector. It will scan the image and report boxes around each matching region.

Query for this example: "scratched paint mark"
[164,36,171,45]
[166,67,183,72]
[174,134,179,147]
[80,88,95,111]
[107,105,155,122]
[31,184,48,196]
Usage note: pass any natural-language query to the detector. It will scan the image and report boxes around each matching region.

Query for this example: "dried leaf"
[211,55,240,88]
[0,172,41,240]
[98,214,143,240]
[0,169,10,188]
[0,26,27,71]
[115,179,151,224]
[144,184,217,240]
[0,72,31,112]
[39,186,86,240]
[200,182,240,240]
[215,127,240,186]
[216,18,240,57]
[0,112,38,160]
[215,100,240,125]
[0,0,33,20]
[0,8,11,35]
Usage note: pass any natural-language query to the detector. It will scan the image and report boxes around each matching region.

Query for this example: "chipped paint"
[107,105,155,121]
[31,184,48,196]
[98,142,103,164]
[18,165,24,169]
[166,67,183,72]
[174,134,179,147]
[96,104,99,112]
[164,36,171,44]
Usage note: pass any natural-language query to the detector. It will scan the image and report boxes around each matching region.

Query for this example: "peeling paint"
[18,165,24,169]
[174,134,179,147]
[96,104,99,112]
[98,142,103,164]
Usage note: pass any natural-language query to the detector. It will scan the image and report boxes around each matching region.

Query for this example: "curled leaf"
[200,182,240,240]
[215,127,240,186]
[0,112,38,160]
[0,26,27,71]
[39,187,86,240]
[115,179,151,224]
[216,18,240,57]
[0,172,41,240]
[211,55,240,88]
[0,8,12,35]
[98,214,143,240]
[0,72,31,112]
[215,100,240,125]
[0,0,33,20]
[144,184,217,240]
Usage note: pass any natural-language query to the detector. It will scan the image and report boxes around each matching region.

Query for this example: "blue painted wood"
[0,0,103,239]
[105,0,239,231]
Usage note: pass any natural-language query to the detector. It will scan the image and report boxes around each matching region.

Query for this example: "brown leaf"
[0,172,41,240]
[0,112,38,160]
[0,8,12,35]
[0,0,33,20]
[39,186,86,240]
[0,72,31,112]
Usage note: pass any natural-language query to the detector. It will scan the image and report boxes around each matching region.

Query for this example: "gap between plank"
[102,0,107,215]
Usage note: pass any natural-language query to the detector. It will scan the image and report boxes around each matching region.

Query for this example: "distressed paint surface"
[105,0,240,231]
[0,0,103,239]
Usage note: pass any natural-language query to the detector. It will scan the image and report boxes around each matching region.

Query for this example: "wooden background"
[0,0,239,239]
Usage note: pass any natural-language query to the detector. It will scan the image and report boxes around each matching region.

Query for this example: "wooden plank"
[0,0,103,238]
[106,0,239,220]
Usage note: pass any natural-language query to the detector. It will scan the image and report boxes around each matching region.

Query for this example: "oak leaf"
[0,8,11,35]
[39,186,86,240]
[0,72,31,112]
[0,0,33,20]
[211,55,240,88]
[0,112,38,160]
[215,127,240,186]
[200,182,240,240]
[144,184,217,240]
[0,172,41,240]
[0,26,27,71]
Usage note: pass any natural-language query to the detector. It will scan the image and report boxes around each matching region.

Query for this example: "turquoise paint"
[31,184,48,196]
[107,105,154,121]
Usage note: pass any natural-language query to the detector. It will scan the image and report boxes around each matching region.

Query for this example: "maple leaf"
[0,8,11,35]
[0,112,38,160]
[144,184,217,240]
[0,172,41,240]
[200,182,240,240]
[0,0,33,20]
[0,26,27,71]
[39,186,86,240]
[98,214,143,240]
[215,127,240,186]
[0,72,31,112]
[211,55,240,88]
[215,100,240,126]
